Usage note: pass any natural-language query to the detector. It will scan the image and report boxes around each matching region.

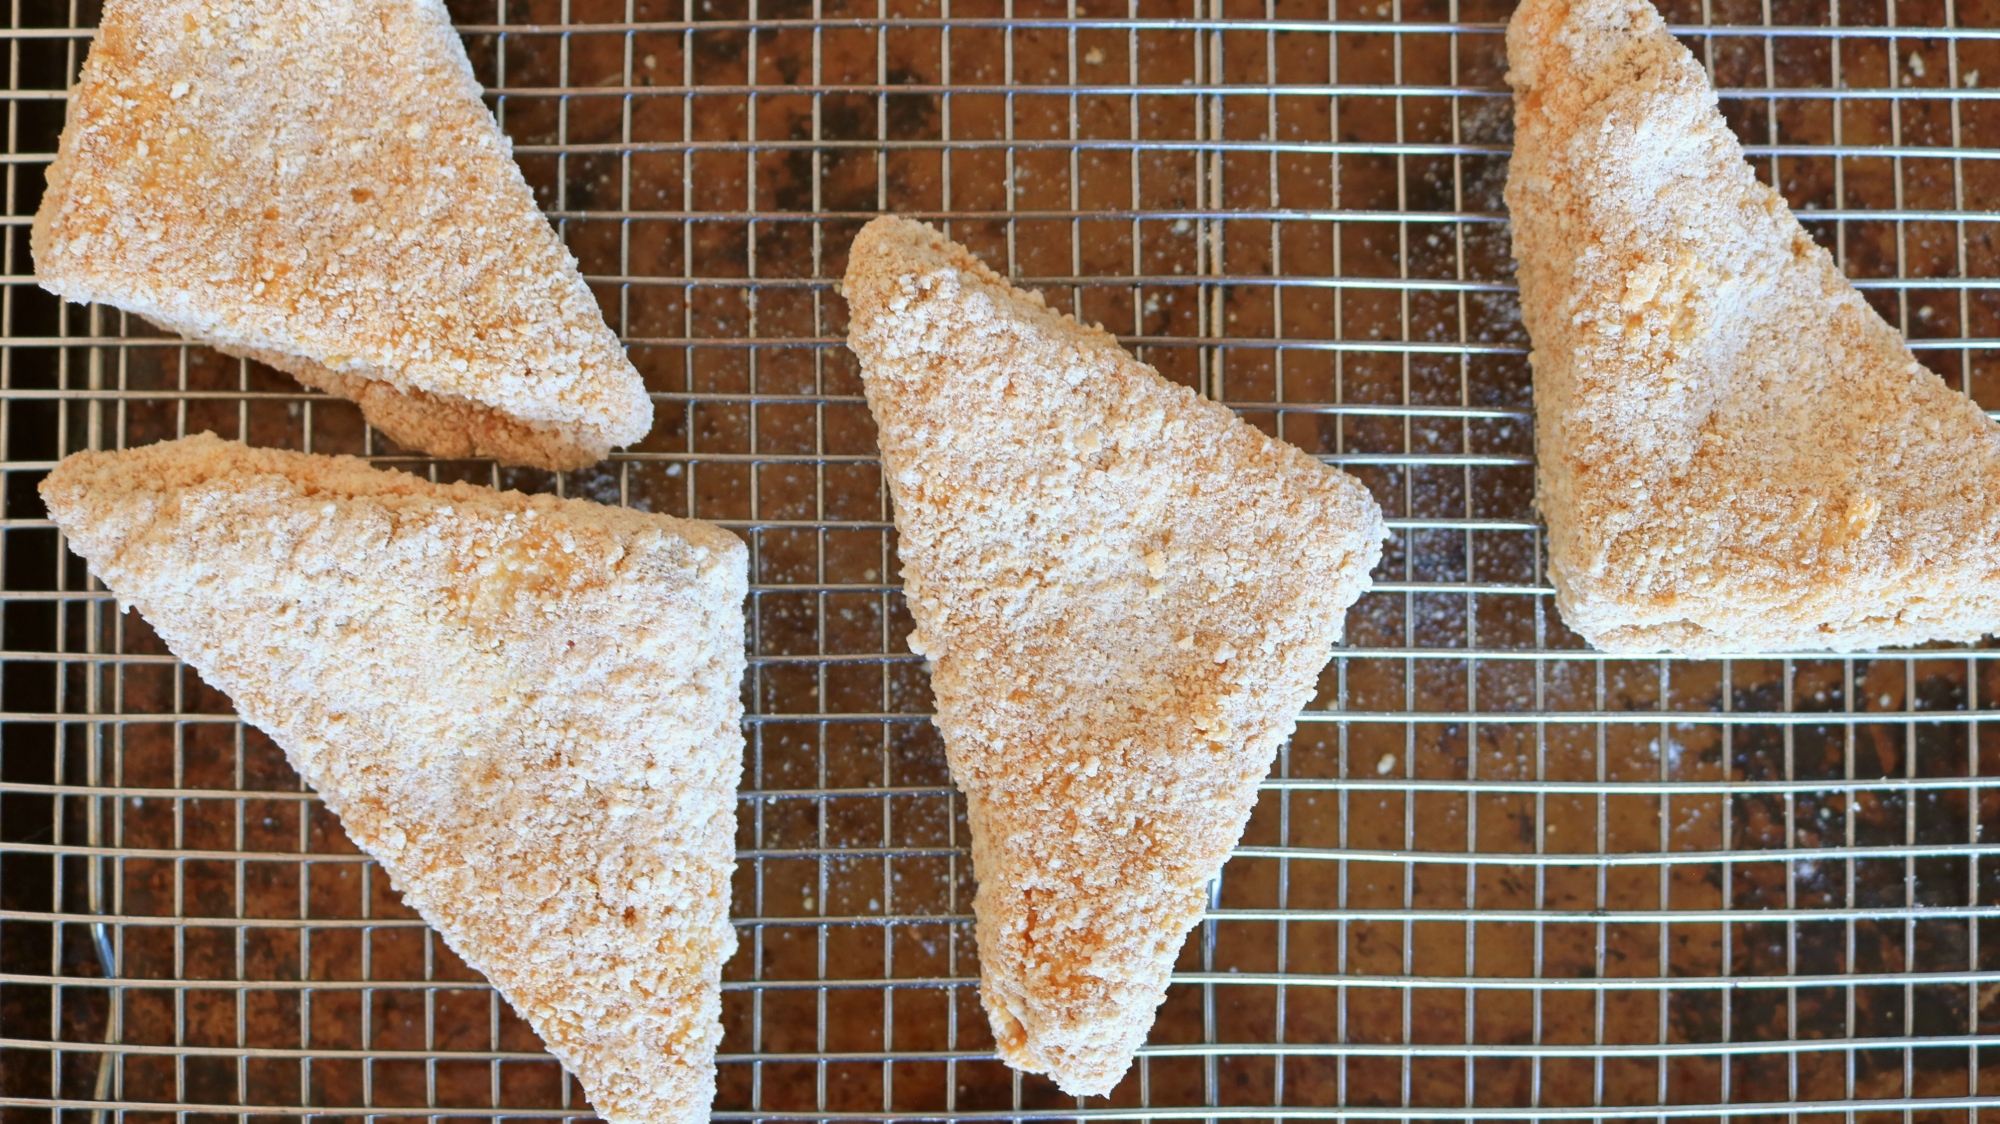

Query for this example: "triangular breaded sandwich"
[843,217,1386,1095]
[1507,0,2000,653]
[42,434,744,1124]
[33,0,651,470]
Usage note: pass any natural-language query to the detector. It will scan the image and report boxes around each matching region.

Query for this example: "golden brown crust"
[1507,0,2000,653]
[33,0,650,470]
[843,217,1385,1095]
[41,435,745,1124]
[220,338,613,470]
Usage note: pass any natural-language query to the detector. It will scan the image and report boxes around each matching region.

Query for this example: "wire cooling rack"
[5,0,2000,1120]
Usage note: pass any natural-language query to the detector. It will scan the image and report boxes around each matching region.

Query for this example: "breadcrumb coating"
[1507,0,2000,653]
[843,217,1385,1095]
[32,0,652,470]
[42,434,744,1124]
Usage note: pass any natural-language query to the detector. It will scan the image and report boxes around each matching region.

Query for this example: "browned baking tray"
[4,0,2000,1119]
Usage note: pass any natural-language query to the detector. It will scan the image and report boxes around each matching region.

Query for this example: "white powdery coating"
[41,434,745,1124]
[31,0,652,470]
[1507,0,2000,653]
[843,217,1386,1096]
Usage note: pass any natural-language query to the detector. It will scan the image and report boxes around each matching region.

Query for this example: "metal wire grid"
[3,0,2000,1120]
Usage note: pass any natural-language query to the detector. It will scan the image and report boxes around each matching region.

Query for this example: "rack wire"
[4,0,2000,1119]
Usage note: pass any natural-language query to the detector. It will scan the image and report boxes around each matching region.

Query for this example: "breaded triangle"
[42,434,744,1124]
[1507,0,2000,653]
[33,0,651,470]
[843,217,1386,1095]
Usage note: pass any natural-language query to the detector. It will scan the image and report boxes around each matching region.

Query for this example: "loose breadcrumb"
[32,0,652,470]
[41,434,745,1124]
[843,217,1385,1095]
[1508,0,2000,653]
